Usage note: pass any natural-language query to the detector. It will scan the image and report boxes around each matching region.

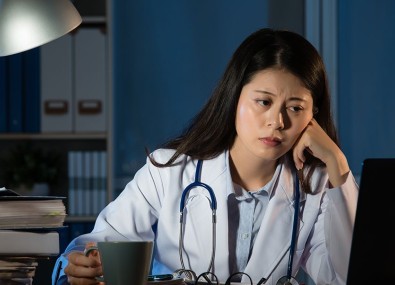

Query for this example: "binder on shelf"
[99,151,107,211]
[40,34,73,133]
[74,28,107,133]
[68,151,76,216]
[83,151,91,216]
[75,151,84,216]
[92,151,100,215]
[23,48,41,133]
[68,150,107,217]
[0,57,7,133]
[8,54,23,133]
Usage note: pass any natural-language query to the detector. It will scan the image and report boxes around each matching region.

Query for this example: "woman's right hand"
[64,250,103,285]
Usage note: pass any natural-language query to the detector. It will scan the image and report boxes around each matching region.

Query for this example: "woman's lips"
[260,137,282,147]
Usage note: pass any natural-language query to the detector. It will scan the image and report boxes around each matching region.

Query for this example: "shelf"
[82,16,107,25]
[0,133,107,140]
[65,216,97,223]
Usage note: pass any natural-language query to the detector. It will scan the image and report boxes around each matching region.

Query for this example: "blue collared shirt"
[227,163,282,276]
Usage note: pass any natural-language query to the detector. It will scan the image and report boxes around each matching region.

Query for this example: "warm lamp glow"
[0,0,82,57]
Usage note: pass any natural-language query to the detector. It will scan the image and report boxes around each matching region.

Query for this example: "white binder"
[74,28,107,132]
[40,35,73,132]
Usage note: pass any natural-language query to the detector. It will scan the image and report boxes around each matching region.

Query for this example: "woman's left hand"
[292,119,350,187]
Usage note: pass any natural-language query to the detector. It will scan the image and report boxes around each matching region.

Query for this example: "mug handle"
[84,245,105,282]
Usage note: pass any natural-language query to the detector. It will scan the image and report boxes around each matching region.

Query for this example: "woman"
[54,28,358,285]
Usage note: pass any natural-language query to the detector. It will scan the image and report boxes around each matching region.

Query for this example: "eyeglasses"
[173,269,300,285]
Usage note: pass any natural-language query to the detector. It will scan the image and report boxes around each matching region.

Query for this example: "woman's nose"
[267,110,284,130]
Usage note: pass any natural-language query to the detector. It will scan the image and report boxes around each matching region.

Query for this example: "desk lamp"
[0,0,82,57]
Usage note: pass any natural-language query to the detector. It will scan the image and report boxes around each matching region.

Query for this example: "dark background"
[2,0,395,284]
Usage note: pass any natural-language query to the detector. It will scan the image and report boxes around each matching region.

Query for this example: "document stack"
[0,188,66,285]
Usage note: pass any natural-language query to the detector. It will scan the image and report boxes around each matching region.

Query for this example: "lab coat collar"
[244,156,305,282]
[188,150,233,279]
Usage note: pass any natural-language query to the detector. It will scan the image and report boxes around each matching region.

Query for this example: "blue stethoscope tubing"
[179,159,300,283]
[287,170,300,280]
[179,159,217,273]
[179,160,217,212]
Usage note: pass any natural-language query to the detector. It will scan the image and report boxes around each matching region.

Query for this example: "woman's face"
[232,68,314,163]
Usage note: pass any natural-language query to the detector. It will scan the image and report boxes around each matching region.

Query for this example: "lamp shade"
[0,0,82,57]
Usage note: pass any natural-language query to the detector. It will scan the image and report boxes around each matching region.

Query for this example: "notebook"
[346,158,395,285]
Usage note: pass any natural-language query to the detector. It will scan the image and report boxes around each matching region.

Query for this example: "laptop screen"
[346,158,395,284]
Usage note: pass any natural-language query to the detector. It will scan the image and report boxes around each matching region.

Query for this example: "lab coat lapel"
[185,152,233,279]
[244,161,302,282]
[198,152,232,279]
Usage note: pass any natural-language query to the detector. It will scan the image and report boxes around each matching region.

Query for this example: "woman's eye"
[288,106,303,112]
[257,100,271,106]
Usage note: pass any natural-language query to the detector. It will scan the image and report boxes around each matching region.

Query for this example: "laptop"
[346,158,395,284]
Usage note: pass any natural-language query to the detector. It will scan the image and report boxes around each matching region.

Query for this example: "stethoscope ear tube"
[179,159,217,274]
[286,172,300,280]
[179,160,217,212]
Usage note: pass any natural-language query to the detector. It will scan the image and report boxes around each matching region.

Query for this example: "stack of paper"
[0,189,66,229]
[0,199,66,229]
[0,188,66,284]
[0,257,36,284]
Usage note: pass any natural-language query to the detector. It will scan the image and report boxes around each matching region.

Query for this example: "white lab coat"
[53,149,358,285]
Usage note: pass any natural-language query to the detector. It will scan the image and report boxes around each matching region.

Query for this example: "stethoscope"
[179,159,217,274]
[178,160,301,285]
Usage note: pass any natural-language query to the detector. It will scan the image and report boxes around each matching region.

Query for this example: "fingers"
[64,263,102,280]
[292,119,315,170]
[293,141,306,170]
[68,252,101,268]
[65,252,103,285]
[293,118,351,186]
[293,118,336,168]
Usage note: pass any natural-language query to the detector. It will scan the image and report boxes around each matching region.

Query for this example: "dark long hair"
[149,28,338,193]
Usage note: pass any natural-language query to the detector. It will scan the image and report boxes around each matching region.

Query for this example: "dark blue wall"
[112,0,395,189]
[112,1,268,187]
[338,0,395,176]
